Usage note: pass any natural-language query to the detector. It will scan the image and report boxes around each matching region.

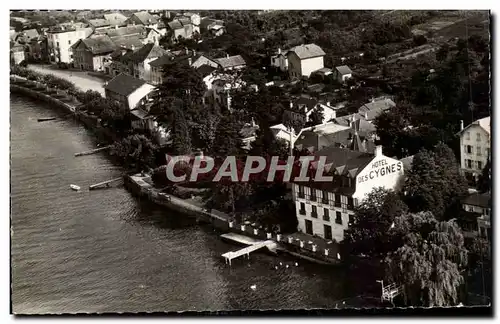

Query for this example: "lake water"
[10,94,380,314]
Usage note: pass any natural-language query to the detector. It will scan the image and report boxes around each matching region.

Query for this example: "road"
[27,64,106,95]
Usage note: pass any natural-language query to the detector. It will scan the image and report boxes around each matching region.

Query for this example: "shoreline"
[10,79,340,266]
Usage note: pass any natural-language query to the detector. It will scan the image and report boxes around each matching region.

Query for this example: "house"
[284,98,337,126]
[191,54,219,69]
[148,49,199,85]
[240,119,259,150]
[10,42,25,65]
[200,17,224,34]
[181,12,201,33]
[104,12,128,27]
[287,43,326,79]
[197,64,218,89]
[107,39,146,77]
[126,11,159,29]
[209,24,225,37]
[457,116,491,182]
[104,73,156,110]
[126,43,168,82]
[103,25,147,43]
[167,18,195,42]
[462,192,491,239]
[357,97,396,121]
[143,28,162,45]
[15,29,39,43]
[270,124,298,144]
[27,36,48,62]
[46,24,93,64]
[333,65,353,83]
[71,35,117,71]
[212,74,246,111]
[214,54,246,71]
[270,48,289,71]
[111,35,145,50]
[292,145,407,241]
[87,18,111,31]
[312,67,333,80]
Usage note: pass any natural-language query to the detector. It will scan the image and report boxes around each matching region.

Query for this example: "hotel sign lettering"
[357,159,403,184]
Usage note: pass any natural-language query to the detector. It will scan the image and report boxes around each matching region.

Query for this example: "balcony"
[322,198,329,204]
[299,209,306,215]
[310,195,317,202]
[311,212,318,218]
[334,201,341,208]
[298,192,305,199]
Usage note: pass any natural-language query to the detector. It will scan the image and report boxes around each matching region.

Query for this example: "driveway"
[27,64,106,95]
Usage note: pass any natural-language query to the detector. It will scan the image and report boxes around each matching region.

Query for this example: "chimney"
[226,54,230,59]
[251,117,256,127]
[290,101,293,109]
[371,97,375,103]
[331,110,336,119]
[460,120,464,131]
[115,25,118,29]
[326,101,330,107]
[185,47,189,55]
[278,47,281,55]
[188,57,192,66]
[375,145,383,156]
[193,49,196,56]
[364,112,368,120]
[131,45,135,51]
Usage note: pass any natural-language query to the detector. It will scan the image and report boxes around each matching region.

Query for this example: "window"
[347,197,354,209]
[324,225,332,240]
[310,190,317,202]
[476,133,481,142]
[68,40,71,45]
[305,219,313,235]
[477,146,482,156]
[466,159,472,168]
[298,185,304,198]
[465,145,472,154]
[349,214,354,225]
[477,161,483,170]
[466,132,470,140]
[56,41,59,48]
[311,205,317,218]
[323,208,330,221]
[336,212,342,225]
[299,202,306,215]
[322,191,329,204]
[334,194,341,207]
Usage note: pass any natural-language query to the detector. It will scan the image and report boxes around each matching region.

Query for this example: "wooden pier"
[74,145,110,157]
[222,240,276,266]
[89,177,122,190]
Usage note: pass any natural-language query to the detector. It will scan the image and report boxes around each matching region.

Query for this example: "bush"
[19,60,28,67]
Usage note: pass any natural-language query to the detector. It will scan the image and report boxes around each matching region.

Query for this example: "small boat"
[38,117,56,122]
[250,285,257,290]
[70,184,81,191]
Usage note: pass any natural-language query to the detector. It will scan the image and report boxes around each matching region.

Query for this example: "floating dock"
[89,177,122,190]
[222,240,277,266]
[75,145,110,157]
[220,232,265,246]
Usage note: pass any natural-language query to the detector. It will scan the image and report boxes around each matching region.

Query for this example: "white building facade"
[458,117,491,181]
[47,27,93,64]
[292,146,405,241]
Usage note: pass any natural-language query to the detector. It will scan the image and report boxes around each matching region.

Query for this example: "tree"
[343,187,409,258]
[170,107,192,155]
[403,143,468,220]
[384,212,468,307]
[209,112,244,158]
[109,134,157,171]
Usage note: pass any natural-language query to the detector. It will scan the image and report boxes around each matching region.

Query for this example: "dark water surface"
[11,94,374,314]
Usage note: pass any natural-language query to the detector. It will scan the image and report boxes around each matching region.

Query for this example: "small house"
[104,73,156,110]
[286,43,326,79]
[334,65,353,83]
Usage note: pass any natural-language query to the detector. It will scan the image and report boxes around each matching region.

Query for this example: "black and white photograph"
[8,7,493,316]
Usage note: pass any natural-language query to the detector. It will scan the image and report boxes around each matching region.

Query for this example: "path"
[27,64,106,95]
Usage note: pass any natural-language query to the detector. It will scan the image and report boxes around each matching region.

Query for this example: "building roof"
[104,73,147,97]
[167,20,184,30]
[126,43,167,63]
[197,64,217,77]
[358,98,396,121]
[463,192,491,208]
[106,25,146,39]
[130,11,159,25]
[104,12,128,26]
[21,28,39,39]
[460,116,491,135]
[215,55,246,69]
[315,67,333,75]
[88,18,110,28]
[240,123,259,139]
[399,155,414,171]
[74,35,117,55]
[335,65,353,75]
[112,35,145,50]
[130,108,152,120]
[287,43,325,60]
